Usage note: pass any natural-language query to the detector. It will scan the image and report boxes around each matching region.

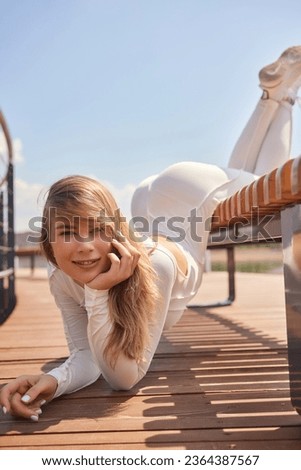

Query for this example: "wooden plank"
[1,360,287,380]
[3,442,301,450]
[1,412,301,438]
[0,347,68,361]
[2,426,301,449]
[1,393,300,437]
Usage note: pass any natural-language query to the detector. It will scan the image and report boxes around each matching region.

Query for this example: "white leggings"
[228,98,292,175]
[131,97,293,264]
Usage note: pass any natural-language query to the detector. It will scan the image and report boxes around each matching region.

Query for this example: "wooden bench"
[190,155,301,415]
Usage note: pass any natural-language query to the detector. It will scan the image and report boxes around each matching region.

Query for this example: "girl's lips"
[72,259,100,267]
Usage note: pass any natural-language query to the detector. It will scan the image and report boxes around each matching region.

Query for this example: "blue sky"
[2,0,301,231]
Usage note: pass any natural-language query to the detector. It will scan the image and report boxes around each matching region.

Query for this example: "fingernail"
[21,394,31,403]
[2,406,7,415]
[30,415,39,422]
[35,409,42,415]
[40,399,46,406]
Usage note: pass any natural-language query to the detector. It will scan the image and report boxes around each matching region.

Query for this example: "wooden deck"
[1,268,301,450]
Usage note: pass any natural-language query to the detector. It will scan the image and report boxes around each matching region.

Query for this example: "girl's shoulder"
[143,236,187,282]
[147,240,178,284]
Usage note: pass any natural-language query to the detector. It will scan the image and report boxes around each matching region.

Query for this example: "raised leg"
[254,101,293,175]
[229,46,301,175]
[228,98,279,174]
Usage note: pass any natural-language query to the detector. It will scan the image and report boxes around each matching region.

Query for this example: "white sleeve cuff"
[84,285,109,309]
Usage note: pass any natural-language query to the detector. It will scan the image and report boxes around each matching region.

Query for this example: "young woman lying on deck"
[1,46,301,422]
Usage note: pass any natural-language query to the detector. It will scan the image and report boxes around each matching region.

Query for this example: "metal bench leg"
[188,246,236,308]
[281,205,301,414]
[30,254,35,276]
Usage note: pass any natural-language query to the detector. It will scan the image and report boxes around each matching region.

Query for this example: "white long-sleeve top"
[47,240,202,398]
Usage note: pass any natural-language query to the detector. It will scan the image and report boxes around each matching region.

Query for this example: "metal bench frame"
[0,112,16,323]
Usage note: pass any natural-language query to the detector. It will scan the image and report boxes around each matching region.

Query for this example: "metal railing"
[0,111,16,323]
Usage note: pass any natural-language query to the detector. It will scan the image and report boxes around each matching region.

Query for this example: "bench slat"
[211,156,301,231]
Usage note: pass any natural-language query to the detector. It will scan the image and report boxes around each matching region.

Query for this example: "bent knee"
[107,375,139,391]
[102,360,140,391]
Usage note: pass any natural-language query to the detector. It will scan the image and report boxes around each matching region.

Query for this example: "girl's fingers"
[10,392,40,420]
[110,239,140,277]
[0,375,52,420]
[0,378,29,412]
[115,239,140,266]
[112,238,140,259]
[112,239,131,257]
[86,238,140,289]
[107,252,121,267]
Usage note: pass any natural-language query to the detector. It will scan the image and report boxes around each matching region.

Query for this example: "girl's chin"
[66,269,98,286]
[72,268,109,286]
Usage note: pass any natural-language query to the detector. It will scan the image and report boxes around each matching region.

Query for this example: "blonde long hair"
[40,175,160,366]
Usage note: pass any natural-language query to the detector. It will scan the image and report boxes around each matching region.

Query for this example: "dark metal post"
[227,246,236,303]
[7,163,16,313]
[0,191,4,314]
[281,205,301,413]
[0,111,16,324]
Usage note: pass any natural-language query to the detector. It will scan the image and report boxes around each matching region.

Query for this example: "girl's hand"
[86,238,140,291]
[0,374,58,421]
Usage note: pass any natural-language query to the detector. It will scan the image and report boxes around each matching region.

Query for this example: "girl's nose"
[78,241,94,252]
[75,234,95,251]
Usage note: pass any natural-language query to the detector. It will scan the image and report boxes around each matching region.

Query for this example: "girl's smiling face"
[50,216,113,285]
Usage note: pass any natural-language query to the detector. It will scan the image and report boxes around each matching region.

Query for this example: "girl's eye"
[59,229,74,236]
[90,226,103,234]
